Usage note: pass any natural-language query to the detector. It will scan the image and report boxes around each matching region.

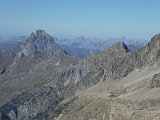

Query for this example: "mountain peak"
[18,30,59,57]
[29,30,51,40]
[112,41,131,53]
[151,33,160,40]
[36,30,49,36]
[149,33,160,47]
[117,41,125,45]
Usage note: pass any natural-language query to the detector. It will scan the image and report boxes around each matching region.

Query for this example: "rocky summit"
[1,30,160,120]
[18,30,59,57]
[0,30,77,107]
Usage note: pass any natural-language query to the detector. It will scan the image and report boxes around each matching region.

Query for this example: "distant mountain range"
[55,36,148,58]
[0,35,147,59]
[55,36,147,51]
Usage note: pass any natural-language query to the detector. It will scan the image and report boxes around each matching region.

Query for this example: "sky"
[0,0,160,39]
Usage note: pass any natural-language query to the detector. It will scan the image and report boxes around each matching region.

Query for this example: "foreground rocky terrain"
[0,30,160,120]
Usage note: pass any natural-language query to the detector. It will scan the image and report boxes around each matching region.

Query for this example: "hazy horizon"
[0,34,148,43]
[1,0,160,39]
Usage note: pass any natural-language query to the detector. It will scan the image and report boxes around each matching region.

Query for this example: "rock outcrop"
[150,73,160,88]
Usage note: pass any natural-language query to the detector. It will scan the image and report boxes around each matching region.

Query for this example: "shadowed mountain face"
[1,32,160,120]
[0,50,16,74]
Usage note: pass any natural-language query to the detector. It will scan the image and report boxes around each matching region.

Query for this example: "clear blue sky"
[0,0,160,39]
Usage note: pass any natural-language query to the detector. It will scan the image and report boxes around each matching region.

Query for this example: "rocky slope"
[74,33,160,91]
[0,32,160,120]
[53,33,160,120]
[0,30,78,107]
[52,33,160,120]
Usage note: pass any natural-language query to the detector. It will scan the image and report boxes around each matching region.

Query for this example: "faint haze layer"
[0,0,160,39]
